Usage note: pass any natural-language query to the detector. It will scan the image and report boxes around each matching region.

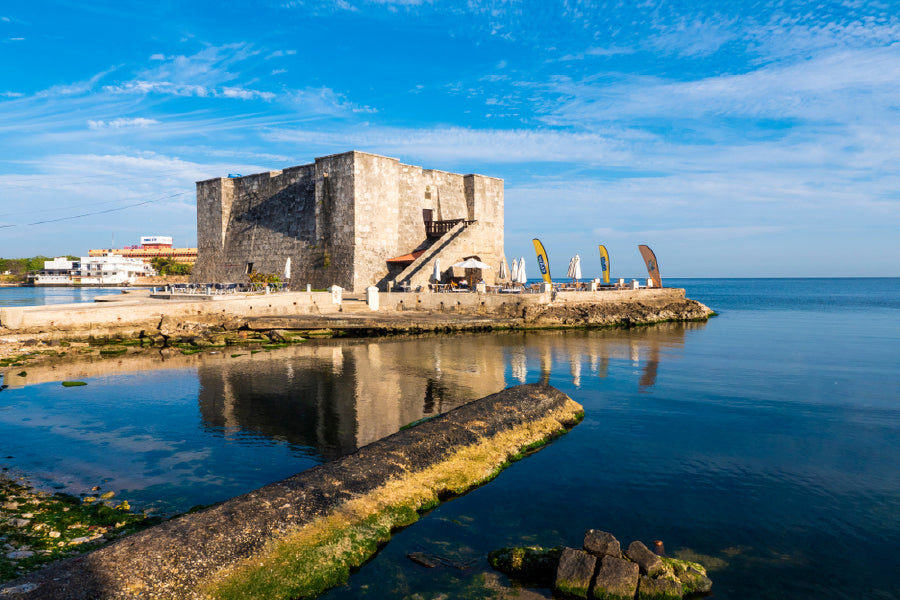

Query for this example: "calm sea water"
[1,278,898,599]
[0,286,128,307]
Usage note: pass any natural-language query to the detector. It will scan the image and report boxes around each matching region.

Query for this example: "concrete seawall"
[0,287,708,340]
[0,383,584,600]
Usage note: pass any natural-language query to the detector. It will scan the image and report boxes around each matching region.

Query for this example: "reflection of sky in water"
[0,368,321,512]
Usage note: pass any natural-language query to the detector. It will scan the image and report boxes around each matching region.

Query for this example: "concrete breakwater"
[0,287,712,342]
[0,383,584,600]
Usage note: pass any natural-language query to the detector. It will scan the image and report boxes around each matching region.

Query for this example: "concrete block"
[366,286,379,311]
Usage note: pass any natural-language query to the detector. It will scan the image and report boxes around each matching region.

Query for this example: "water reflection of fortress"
[195,323,704,458]
[0,325,704,460]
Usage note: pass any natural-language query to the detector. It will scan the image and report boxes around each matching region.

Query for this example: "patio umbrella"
[432,258,441,282]
[284,257,291,280]
[451,258,493,269]
[510,258,519,282]
[499,257,508,281]
[517,257,527,284]
[566,254,582,282]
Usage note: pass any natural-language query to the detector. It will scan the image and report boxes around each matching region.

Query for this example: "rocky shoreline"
[0,384,584,599]
[0,475,158,585]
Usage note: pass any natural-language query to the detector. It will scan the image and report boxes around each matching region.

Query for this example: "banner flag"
[638,244,662,288]
[598,245,610,284]
[532,238,552,284]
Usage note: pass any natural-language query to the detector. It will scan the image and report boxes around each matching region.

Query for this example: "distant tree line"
[0,255,192,282]
[150,257,193,276]
[0,256,61,279]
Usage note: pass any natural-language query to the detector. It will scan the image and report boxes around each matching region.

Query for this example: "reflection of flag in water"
[638,244,662,288]
[598,245,610,284]
[532,238,552,284]
[511,349,528,383]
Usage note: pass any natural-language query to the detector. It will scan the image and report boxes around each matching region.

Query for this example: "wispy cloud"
[88,117,159,129]
[263,125,631,164]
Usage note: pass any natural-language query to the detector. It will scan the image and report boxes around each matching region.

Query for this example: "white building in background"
[31,254,156,286]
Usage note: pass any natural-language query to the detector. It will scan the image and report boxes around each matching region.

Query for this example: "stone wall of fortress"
[193,151,504,293]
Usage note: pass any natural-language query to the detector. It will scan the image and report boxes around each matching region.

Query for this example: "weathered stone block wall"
[193,151,504,293]
[315,153,356,290]
[193,166,319,285]
[423,169,468,221]
[352,153,401,292]
[194,177,234,280]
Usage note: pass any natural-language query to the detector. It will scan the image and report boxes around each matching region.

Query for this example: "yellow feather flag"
[598,245,611,284]
[532,238,552,284]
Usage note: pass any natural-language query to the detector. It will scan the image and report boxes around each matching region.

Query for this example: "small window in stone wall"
[245,262,254,274]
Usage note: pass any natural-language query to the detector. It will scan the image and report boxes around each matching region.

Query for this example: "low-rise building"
[31,254,156,286]
[90,236,198,265]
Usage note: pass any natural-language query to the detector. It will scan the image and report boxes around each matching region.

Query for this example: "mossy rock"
[99,347,128,355]
[61,381,88,387]
[660,557,712,594]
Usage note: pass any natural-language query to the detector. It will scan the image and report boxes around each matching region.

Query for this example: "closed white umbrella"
[432,258,441,282]
[517,257,527,284]
[510,258,519,283]
[284,257,291,280]
[499,258,508,280]
[566,255,582,282]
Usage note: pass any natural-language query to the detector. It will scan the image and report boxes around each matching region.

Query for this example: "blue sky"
[1,0,898,277]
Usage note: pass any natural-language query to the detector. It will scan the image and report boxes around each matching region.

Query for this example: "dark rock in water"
[626,541,664,577]
[592,555,639,600]
[583,529,622,559]
[637,574,683,599]
[555,547,597,598]
[407,552,439,568]
[266,329,289,342]
[488,546,562,587]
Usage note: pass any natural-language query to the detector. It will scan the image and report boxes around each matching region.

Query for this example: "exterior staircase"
[390,220,471,290]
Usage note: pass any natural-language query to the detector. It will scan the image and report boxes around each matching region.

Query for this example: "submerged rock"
[488,546,561,587]
[660,557,712,594]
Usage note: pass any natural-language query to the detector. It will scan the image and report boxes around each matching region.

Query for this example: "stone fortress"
[192,150,504,292]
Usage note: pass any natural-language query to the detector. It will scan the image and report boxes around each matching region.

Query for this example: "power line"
[0,192,189,229]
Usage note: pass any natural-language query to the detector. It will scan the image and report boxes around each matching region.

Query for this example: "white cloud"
[88,118,159,129]
[266,49,297,59]
[1,91,23,98]
[220,87,276,101]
